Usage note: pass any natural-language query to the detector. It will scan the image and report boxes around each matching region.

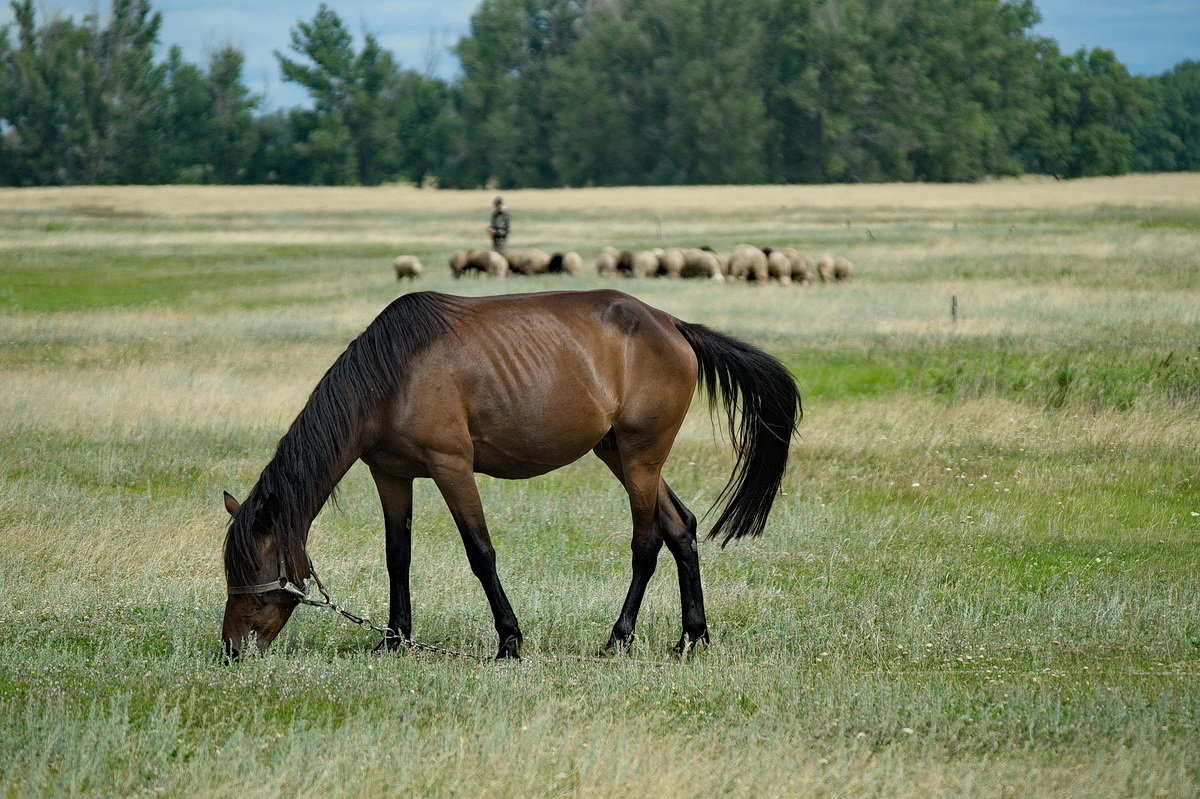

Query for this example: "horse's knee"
[660,485,697,535]
[630,531,661,572]
[660,507,698,556]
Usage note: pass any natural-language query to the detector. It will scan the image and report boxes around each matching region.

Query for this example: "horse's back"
[379,291,698,479]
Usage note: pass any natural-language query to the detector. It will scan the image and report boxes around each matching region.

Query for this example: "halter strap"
[226,543,310,597]
[226,578,288,596]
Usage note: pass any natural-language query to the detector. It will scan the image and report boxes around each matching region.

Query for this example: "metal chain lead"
[275,563,680,667]
[283,567,490,661]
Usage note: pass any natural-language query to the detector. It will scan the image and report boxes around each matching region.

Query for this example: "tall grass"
[0,177,1197,796]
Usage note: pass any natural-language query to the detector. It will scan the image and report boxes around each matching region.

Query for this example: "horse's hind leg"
[595,443,709,655]
[658,483,710,655]
[368,466,414,652]
[594,446,663,653]
[430,464,523,659]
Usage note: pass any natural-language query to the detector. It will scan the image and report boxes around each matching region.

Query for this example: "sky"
[5,0,1198,110]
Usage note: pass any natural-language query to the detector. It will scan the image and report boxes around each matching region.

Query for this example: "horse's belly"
[471,420,610,479]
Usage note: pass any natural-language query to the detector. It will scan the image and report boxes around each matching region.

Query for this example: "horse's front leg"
[431,463,523,659]
[369,466,414,652]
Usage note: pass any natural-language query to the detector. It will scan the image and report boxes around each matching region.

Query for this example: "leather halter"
[226,546,311,597]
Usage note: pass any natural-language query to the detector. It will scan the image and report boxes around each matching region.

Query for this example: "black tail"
[675,321,801,545]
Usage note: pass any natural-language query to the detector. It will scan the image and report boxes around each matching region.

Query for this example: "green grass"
[0,181,1198,797]
[784,341,1200,408]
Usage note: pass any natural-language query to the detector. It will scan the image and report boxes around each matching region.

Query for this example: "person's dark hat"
[493,196,503,206]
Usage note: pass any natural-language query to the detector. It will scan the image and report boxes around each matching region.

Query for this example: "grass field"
[1,176,1198,797]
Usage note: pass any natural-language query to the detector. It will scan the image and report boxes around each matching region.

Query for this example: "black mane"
[223,291,460,587]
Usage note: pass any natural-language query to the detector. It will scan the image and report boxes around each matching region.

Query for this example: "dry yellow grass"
[4,173,1200,217]
[4,174,1200,252]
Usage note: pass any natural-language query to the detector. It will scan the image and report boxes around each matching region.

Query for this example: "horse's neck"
[262,419,364,550]
[288,458,356,533]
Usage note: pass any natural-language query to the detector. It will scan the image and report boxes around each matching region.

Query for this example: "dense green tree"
[1134,61,1200,172]
[542,5,658,186]
[206,46,260,183]
[0,0,259,185]
[763,0,1039,183]
[450,0,586,187]
[642,0,770,184]
[243,109,303,183]
[392,69,454,185]
[164,45,209,181]
[77,0,169,183]
[276,4,453,185]
[0,0,170,184]
[1019,44,1148,177]
[451,0,1048,187]
[0,1,92,184]
[2,0,1196,188]
[276,5,357,183]
[766,0,883,182]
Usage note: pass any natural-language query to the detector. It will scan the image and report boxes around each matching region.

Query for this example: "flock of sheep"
[392,245,854,284]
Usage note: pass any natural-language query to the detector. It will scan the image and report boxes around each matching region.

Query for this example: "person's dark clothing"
[489,208,511,252]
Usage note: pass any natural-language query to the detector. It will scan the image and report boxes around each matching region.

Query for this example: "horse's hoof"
[600,633,634,657]
[372,634,409,655]
[496,635,523,660]
[671,631,710,659]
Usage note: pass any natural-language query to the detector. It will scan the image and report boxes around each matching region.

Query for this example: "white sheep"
[548,251,583,276]
[781,248,814,283]
[596,247,619,277]
[630,250,658,278]
[764,249,791,284]
[833,256,854,282]
[393,255,424,280]
[815,254,835,283]
[486,250,509,277]
[454,247,507,278]
[681,248,724,281]
[728,244,769,282]
[657,247,686,279]
[505,248,552,275]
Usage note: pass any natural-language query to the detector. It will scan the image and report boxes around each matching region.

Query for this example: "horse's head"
[220,491,301,661]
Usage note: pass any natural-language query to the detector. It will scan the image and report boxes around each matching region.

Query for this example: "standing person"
[488,196,511,253]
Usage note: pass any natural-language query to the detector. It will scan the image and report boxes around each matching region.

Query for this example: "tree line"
[1,0,1197,187]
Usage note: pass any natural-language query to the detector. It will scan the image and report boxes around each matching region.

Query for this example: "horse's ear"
[223,491,241,516]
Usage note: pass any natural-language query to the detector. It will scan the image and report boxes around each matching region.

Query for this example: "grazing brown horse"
[222,290,800,660]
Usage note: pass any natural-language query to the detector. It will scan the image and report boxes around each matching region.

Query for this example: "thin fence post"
[951,295,958,324]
